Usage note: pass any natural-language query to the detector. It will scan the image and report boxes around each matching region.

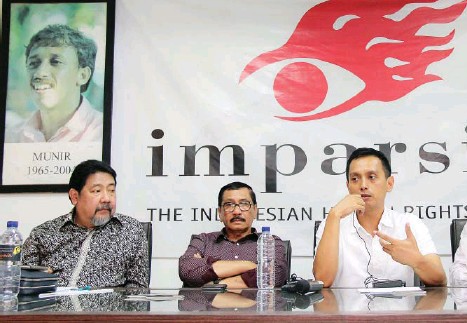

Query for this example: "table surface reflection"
[2,286,467,322]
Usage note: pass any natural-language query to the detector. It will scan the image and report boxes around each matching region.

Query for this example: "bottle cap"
[7,221,18,228]
[261,226,270,232]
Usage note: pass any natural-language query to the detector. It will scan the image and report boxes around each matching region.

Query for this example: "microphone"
[281,291,324,309]
[281,279,324,295]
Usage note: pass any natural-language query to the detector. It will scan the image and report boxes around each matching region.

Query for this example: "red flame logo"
[240,0,467,121]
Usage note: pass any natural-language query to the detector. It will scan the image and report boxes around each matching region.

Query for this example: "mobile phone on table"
[202,284,227,293]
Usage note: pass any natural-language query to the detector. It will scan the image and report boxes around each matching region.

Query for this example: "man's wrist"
[329,207,343,220]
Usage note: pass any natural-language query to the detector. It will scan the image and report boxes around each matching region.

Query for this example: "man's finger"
[379,237,391,247]
[374,230,396,244]
[405,222,415,240]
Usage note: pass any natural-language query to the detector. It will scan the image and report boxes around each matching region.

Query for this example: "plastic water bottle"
[0,221,23,312]
[256,289,275,312]
[257,226,275,289]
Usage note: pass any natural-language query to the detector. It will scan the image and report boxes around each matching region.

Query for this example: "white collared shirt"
[315,208,437,287]
[450,225,467,285]
[8,96,103,143]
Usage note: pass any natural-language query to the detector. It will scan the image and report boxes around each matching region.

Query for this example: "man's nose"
[100,190,111,202]
[232,204,242,214]
[33,62,51,78]
[360,179,368,190]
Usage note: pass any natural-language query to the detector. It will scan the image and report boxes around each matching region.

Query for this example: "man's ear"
[218,207,224,222]
[69,188,79,205]
[76,66,92,87]
[387,176,395,192]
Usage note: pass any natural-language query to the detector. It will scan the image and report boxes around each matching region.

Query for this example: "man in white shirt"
[451,225,467,283]
[313,147,446,287]
[451,226,467,308]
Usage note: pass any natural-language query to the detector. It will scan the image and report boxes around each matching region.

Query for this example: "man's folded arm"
[212,260,256,279]
[179,234,225,287]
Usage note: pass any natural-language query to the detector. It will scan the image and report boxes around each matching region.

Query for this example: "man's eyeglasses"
[222,201,253,212]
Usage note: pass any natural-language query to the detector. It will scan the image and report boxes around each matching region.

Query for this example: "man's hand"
[332,194,366,219]
[313,194,365,287]
[212,260,256,280]
[375,223,422,267]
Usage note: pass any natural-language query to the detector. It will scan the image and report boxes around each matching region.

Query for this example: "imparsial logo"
[240,0,466,121]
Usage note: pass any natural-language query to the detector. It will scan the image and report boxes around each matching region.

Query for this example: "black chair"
[313,220,322,256]
[141,222,153,274]
[282,240,292,283]
[451,219,467,261]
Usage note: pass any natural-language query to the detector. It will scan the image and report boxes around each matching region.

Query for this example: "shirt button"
[236,243,239,246]
[234,255,239,259]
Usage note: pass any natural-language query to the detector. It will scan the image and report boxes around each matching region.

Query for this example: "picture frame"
[0,0,115,192]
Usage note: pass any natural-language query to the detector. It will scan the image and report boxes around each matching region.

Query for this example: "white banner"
[110,0,467,257]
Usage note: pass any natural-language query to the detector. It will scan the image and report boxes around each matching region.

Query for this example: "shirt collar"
[379,207,393,229]
[351,207,393,234]
[215,227,259,243]
[20,96,95,142]
[64,97,95,134]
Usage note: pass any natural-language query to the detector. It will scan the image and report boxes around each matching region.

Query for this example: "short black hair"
[346,147,391,180]
[69,159,116,193]
[218,181,257,207]
[25,24,97,93]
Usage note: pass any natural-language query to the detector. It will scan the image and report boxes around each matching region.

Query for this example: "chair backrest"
[141,222,153,274]
[282,240,292,283]
[451,219,467,261]
[313,220,322,256]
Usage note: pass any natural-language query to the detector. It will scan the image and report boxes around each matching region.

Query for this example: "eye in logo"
[239,0,467,121]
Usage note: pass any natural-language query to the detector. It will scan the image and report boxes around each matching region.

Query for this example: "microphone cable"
[353,211,405,289]
[352,211,378,288]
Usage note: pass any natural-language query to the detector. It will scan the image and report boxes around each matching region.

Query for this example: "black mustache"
[230,216,245,222]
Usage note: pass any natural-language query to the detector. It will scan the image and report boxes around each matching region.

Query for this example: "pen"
[69,286,92,291]
[39,288,113,298]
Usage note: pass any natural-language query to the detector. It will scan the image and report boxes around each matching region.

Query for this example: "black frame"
[0,0,115,192]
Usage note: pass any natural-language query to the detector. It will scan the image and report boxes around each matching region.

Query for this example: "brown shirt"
[179,228,287,287]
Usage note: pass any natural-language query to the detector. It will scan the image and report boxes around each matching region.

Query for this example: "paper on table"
[125,294,185,302]
[39,287,114,298]
[358,286,426,296]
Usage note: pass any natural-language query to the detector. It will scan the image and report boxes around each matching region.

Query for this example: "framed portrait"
[0,0,115,192]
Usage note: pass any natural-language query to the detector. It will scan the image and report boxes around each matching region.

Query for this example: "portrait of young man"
[0,2,113,188]
[5,24,102,143]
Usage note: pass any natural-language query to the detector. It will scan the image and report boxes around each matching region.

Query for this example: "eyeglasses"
[222,201,253,212]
